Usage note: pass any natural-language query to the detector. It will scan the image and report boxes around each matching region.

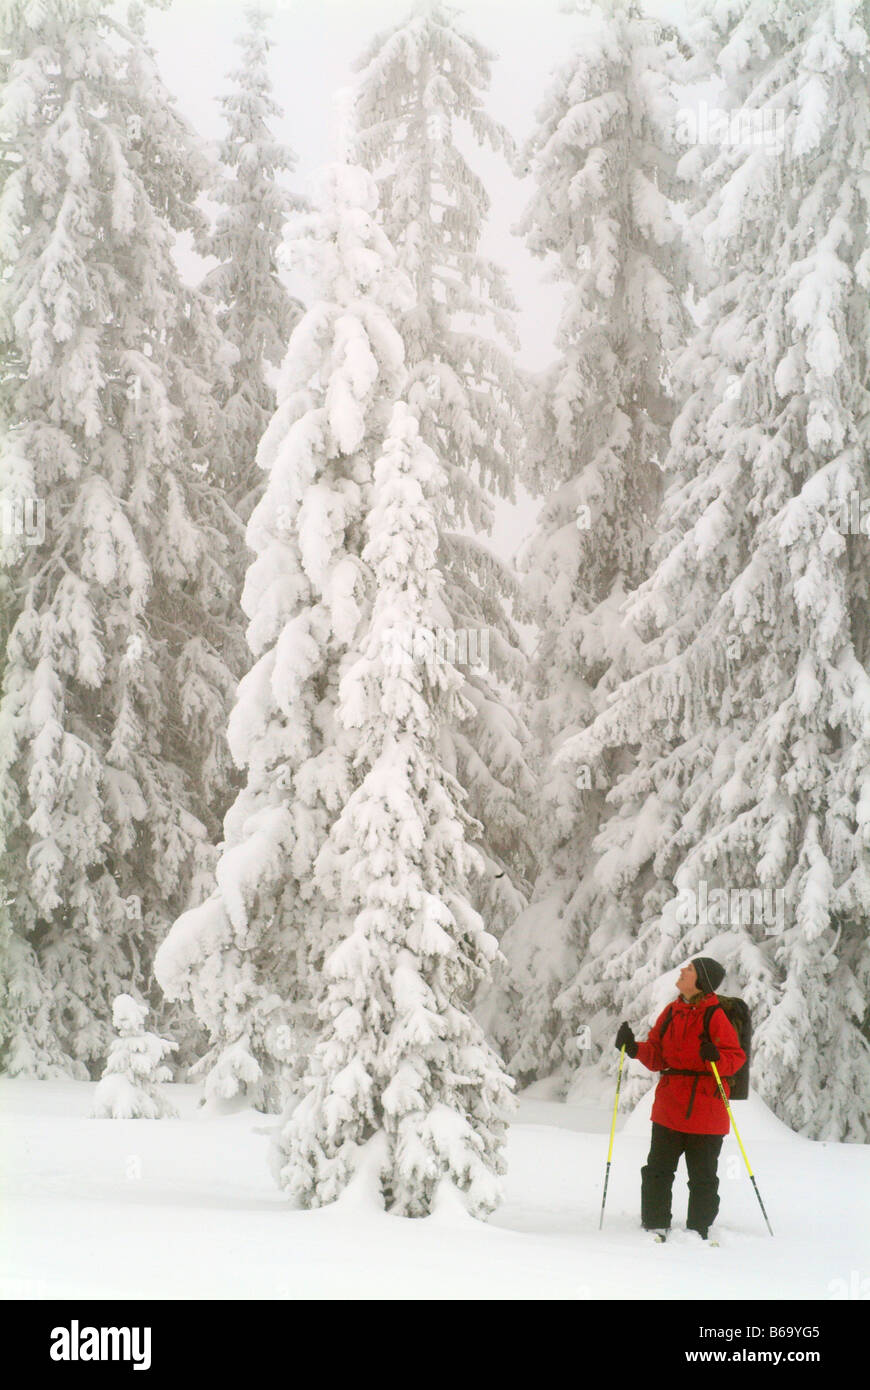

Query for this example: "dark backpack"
[659,996,751,1099]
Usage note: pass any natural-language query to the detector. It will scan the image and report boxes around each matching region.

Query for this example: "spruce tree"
[0,0,237,1077]
[350,0,535,938]
[199,1,303,523]
[276,402,513,1216]
[156,161,415,1111]
[567,0,870,1138]
[92,993,178,1119]
[491,0,688,1094]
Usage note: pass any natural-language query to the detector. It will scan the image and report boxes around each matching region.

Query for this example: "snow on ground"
[1,1078,866,1300]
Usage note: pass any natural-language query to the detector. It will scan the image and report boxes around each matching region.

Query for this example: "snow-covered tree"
[276,402,514,1217]
[91,992,178,1119]
[564,0,870,1139]
[350,0,536,938]
[490,0,688,1094]
[199,2,303,522]
[0,0,239,1078]
[155,162,416,1112]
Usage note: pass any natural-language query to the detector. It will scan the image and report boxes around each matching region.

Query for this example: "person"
[615,956,746,1240]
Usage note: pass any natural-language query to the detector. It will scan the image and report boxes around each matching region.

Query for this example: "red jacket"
[635,993,746,1135]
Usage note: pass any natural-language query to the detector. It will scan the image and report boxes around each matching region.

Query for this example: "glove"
[615,1022,637,1057]
[700,1038,720,1062]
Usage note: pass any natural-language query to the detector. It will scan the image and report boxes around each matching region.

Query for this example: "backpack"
[659,996,751,1099]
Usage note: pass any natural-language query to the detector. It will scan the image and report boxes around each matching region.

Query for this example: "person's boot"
[643,1224,670,1242]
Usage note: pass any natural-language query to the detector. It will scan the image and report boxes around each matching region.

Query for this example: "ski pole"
[599,1044,626,1230]
[709,1059,774,1237]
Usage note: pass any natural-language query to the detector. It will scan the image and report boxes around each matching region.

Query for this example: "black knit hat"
[692,956,725,994]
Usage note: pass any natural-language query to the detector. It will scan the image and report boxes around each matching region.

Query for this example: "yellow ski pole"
[599,1045,626,1230]
[709,1060,774,1236]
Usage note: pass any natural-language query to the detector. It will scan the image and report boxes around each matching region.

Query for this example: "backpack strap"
[703,1003,722,1040]
[659,1005,675,1042]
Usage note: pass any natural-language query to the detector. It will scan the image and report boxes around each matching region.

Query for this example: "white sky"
[147,0,689,558]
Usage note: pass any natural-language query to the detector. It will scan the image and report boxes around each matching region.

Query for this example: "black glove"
[700,1038,720,1062]
[615,1022,637,1057]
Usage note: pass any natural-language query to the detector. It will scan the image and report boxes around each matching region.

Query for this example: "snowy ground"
[2,1078,867,1301]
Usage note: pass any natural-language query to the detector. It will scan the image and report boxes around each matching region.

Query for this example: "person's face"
[677,963,699,997]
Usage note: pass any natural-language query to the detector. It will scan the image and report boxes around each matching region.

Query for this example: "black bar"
[8,1297,863,1372]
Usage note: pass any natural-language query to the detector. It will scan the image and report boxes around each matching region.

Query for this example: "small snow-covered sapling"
[91,994,178,1119]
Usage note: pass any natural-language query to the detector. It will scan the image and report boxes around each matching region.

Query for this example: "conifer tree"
[200,2,303,522]
[566,0,870,1138]
[92,993,178,1119]
[276,402,513,1216]
[0,0,238,1077]
[350,0,535,937]
[491,0,688,1093]
[156,162,415,1111]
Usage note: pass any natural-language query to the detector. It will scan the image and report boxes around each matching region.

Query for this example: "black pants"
[641,1122,724,1233]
